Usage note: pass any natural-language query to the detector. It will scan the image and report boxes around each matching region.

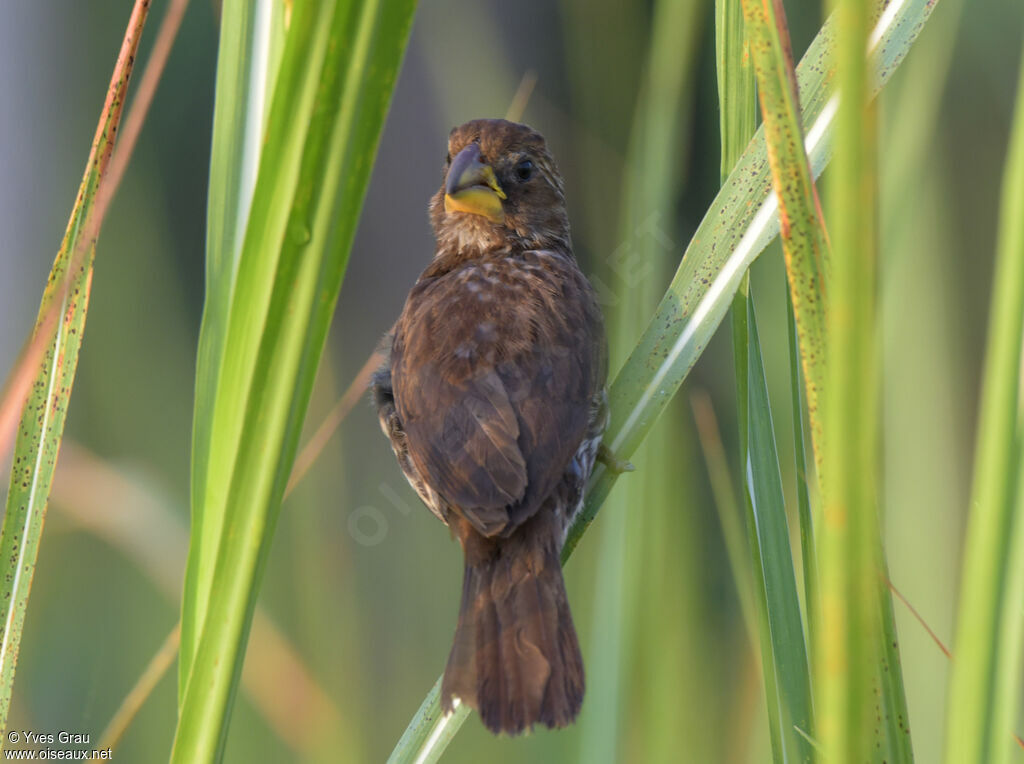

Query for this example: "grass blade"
[718,0,756,606]
[716,0,757,181]
[566,0,939,553]
[743,291,815,763]
[875,570,914,761]
[813,0,912,759]
[0,1,150,743]
[182,0,277,696]
[944,48,1024,764]
[718,0,814,758]
[386,680,470,764]
[785,288,817,622]
[738,0,829,471]
[173,1,416,759]
[577,0,703,758]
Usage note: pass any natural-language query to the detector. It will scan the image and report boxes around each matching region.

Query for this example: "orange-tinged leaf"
[0,0,151,741]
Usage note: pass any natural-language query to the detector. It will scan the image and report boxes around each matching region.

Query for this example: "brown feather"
[391,249,603,537]
[372,119,605,735]
[441,513,583,735]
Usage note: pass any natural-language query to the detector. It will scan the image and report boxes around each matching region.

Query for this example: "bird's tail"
[441,526,584,735]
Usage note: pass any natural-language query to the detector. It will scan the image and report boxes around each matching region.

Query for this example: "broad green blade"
[174,0,417,760]
[183,0,277,701]
[945,48,1024,764]
[388,0,939,760]
[0,0,149,745]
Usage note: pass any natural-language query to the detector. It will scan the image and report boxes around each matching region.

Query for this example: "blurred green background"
[0,0,1021,761]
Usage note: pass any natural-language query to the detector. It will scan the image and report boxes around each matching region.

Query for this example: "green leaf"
[744,291,815,763]
[577,0,704,758]
[875,571,915,762]
[0,1,150,744]
[716,0,758,182]
[945,47,1024,764]
[183,0,276,702]
[387,680,470,764]
[718,0,815,759]
[738,0,829,471]
[565,0,939,556]
[814,0,913,759]
[174,0,417,759]
[785,287,817,625]
[718,0,756,509]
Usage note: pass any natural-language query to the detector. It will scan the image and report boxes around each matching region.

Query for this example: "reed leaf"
[182,0,276,699]
[174,1,416,759]
[944,48,1024,764]
[716,0,757,181]
[738,0,829,472]
[718,0,755,479]
[0,1,149,744]
[785,289,817,622]
[743,292,815,763]
[719,0,814,759]
[566,0,938,551]
[578,0,704,759]
[813,0,913,759]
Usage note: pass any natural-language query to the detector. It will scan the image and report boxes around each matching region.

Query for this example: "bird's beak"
[444,143,506,224]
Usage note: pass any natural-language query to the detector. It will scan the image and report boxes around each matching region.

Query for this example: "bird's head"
[430,119,571,257]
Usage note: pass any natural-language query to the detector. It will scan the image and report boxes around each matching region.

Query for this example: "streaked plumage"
[372,119,607,735]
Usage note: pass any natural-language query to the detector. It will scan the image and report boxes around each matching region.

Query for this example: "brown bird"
[372,119,608,735]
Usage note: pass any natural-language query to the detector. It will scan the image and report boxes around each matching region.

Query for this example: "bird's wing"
[391,250,605,537]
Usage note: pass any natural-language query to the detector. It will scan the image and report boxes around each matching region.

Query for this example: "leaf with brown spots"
[738,0,830,472]
[0,0,151,745]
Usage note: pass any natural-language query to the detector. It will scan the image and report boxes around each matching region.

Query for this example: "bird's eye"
[515,159,534,181]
